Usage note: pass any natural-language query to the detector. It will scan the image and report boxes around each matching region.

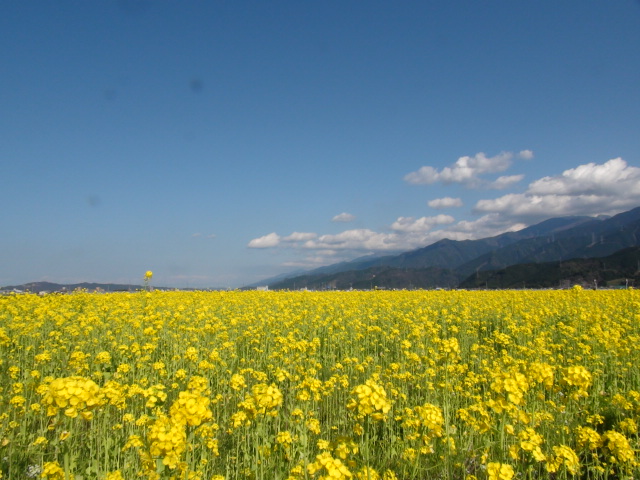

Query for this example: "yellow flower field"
[0,289,639,479]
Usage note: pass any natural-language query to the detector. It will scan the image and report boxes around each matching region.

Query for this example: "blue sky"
[2,1,640,288]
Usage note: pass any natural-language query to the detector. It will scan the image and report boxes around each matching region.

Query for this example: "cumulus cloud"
[282,255,340,268]
[249,231,318,248]
[474,158,640,219]
[445,213,527,237]
[302,229,400,251]
[247,213,531,266]
[428,197,463,209]
[332,212,356,222]
[488,174,525,189]
[247,232,281,248]
[404,151,521,188]
[283,232,317,242]
[390,214,455,232]
[518,150,534,160]
[528,157,635,196]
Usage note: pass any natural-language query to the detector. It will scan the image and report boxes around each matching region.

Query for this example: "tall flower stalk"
[143,270,153,291]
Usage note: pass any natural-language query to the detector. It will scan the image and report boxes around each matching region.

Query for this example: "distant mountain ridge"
[0,281,145,293]
[267,206,640,289]
[459,246,640,289]
[5,207,639,292]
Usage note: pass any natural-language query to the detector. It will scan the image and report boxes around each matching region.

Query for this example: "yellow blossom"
[546,445,580,475]
[277,431,294,446]
[486,462,514,480]
[347,379,391,420]
[170,390,212,426]
[41,461,72,480]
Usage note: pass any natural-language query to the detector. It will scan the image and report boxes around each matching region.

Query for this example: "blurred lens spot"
[190,78,204,93]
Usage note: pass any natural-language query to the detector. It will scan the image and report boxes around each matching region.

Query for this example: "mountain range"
[265,206,640,290]
[4,206,639,293]
[0,281,151,294]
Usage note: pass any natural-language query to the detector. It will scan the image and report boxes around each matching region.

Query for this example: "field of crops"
[0,288,638,479]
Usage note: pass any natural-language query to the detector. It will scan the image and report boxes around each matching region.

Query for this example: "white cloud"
[247,232,281,248]
[475,158,640,219]
[248,213,531,266]
[283,232,317,242]
[303,229,400,251]
[428,197,463,209]
[445,213,527,237]
[528,157,637,196]
[476,193,609,218]
[390,214,455,232]
[332,212,356,222]
[404,166,440,185]
[518,150,534,160]
[488,174,524,189]
[404,151,517,187]
[282,251,346,268]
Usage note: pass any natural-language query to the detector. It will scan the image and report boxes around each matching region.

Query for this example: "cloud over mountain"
[475,158,640,219]
[391,215,455,233]
[248,155,637,269]
[247,233,281,248]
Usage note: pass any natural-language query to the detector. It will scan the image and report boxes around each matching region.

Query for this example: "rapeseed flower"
[618,417,637,435]
[546,445,580,475]
[307,417,321,434]
[1,287,639,479]
[486,462,514,480]
[355,466,379,480]
[147,414,187,469]
[307,451,353,479]
[41,462,71,480]
[561,366,592,398]
[40,376,103,418]
[276,430,294,446]
[230,373,246,391]
[575,425,600,450]
[347,379,391,420]
[251,383,283,415]
[518,427,545,462]
[332,436,359,459]
[169,390,212,426]
[601,430,636,465]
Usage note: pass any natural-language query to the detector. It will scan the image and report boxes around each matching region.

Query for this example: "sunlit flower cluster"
[169,390,212,426]
[307,451,352,479]
[147,414,187,469]
[487,462,514,480]
[546,445,580,475]
[39,376,103,419]
[347,378,391,420]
